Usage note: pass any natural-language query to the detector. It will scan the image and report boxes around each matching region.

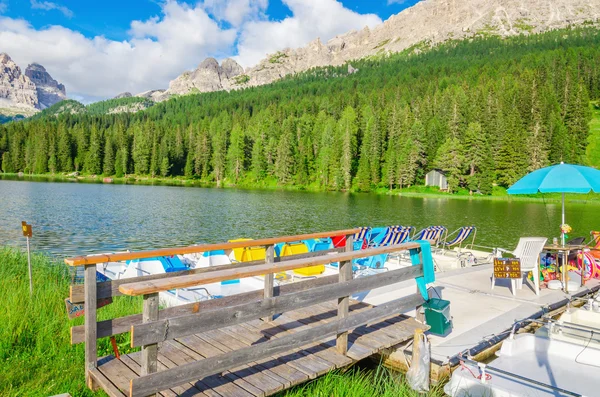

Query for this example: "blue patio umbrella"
[507,162,600,245]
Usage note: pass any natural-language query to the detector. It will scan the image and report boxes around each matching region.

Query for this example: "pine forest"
[1,27,600,194]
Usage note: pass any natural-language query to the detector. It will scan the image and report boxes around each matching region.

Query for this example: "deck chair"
[492,237,547,296]
[368,225,399,247]
[437,226,477,258]
[413,226,448,246]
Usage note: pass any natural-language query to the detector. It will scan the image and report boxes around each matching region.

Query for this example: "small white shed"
[425,169,448,190]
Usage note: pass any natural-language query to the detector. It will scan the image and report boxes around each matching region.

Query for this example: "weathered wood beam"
[84,264,98,390]
[130,264,423,347]
[70,247,344,303]
[140,293,159,377]
[119,242,421,296]
[336,233,354,355]
[70,274,339,344]
[65,229,359,266]
[263,244,275,322]
[129,293,424,397]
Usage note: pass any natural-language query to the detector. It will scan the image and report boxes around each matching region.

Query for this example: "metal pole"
[26,236,33,296]
[561,192,568,293]
[561,192,566,246]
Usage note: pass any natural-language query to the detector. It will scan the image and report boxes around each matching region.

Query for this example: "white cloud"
[0,1,7,14]
[0,0,383,101]
[235,0,381,67]
[203,0,268,27]
[0,2,236,99]
[30,0,74,18]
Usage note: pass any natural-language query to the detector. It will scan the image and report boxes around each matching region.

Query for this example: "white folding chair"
[492,237,547,296]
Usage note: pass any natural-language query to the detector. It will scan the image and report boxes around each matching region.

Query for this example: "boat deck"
[90,300,425,397]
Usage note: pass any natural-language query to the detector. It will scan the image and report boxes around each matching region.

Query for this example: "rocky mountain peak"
[25,62,66,109]
[0,53,13,64]
[221,58,244,79]
[150,57,245,100]
[198,57,220,72]
[0,53,67,114]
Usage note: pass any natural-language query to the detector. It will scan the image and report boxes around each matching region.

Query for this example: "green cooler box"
[424,298,452,335]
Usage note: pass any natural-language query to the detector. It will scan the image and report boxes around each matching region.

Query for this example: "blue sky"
[9,1,419,40]
[0,0,420,101]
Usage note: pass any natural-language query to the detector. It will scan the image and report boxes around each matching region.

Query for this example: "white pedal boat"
[445,304,600,397]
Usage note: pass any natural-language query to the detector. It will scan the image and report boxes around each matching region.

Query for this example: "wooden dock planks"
[94,300,425,397]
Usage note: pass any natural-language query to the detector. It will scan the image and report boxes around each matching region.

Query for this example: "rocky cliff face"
[153,57,245,100]
[0,53,67,114]
[152,0,600,101]
[0,53,38,110]
[25,63,67,109]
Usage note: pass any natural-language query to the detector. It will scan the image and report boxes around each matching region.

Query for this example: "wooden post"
[141,292,159,376]
[337,233,354,354]
[84,264,98,389]
[263,244,275,322]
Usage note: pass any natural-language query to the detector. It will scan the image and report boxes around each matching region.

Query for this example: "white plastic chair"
[491,237,547,296]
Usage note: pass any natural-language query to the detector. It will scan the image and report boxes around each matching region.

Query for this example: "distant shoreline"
[2,172,600,205]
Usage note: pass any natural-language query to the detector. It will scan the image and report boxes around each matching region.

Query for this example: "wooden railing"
[65,229,429,396]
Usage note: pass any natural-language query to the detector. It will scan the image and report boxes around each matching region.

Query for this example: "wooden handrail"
[130,265,423,347]
[119,242,422,296]
[64,228,360,266]
[69,247,345,303]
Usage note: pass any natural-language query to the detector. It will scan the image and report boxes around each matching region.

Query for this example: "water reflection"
[0,179,595,258]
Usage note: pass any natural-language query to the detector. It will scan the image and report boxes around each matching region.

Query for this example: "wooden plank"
[140,293,159,376]
[130,293,424,396]
[89,367,127,397]
[173,335,259,397]
[287,304,370,365]
[275,311,352,370]
[218,326,309,388]
[199,330,286,395]
[71,274,339,344]
[97,355,139,396]
[65,229,360,266]
[131,265,423,346]
[84,264,98,389]
[70,248,344,303]
[122,351,193,397]
[120,242,421,296]
[263,244,275,322]
[237,321,331,378]
[337,234,353,355]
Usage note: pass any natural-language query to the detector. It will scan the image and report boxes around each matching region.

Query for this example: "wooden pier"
[65,229,430,397]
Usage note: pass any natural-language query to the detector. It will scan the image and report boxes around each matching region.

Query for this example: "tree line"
[1,27,599,193]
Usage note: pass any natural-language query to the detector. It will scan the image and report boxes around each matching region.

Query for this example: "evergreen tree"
[435,137,465,193]
[103,135,115,175]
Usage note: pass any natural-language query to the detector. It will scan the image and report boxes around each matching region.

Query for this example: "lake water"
[0,179,597,258]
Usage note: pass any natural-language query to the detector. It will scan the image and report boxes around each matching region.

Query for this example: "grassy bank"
[281,366,445,397]
[0,248,443,396]
[4,172,600,205]
[0,247,141,396]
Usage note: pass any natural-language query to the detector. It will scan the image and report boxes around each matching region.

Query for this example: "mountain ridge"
[0,53,66,117]
[148,0,600,101]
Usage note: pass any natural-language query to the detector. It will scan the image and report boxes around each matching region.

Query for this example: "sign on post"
[493,258,521,279]
[21,221,32,238]
[22,221,33,295]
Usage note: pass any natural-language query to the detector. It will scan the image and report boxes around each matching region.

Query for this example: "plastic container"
[424,298,452,335]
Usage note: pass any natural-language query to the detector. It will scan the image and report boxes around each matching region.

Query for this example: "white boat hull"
[445,332,600,397]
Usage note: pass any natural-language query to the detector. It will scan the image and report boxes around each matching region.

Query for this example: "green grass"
[281,365,445,397]
[0,247,141,396]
